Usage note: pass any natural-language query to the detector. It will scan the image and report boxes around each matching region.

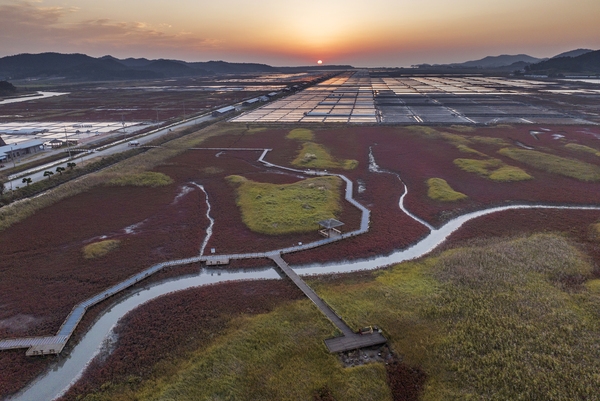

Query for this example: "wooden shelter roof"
[318,218,344,229]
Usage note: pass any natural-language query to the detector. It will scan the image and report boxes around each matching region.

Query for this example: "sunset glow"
[0,0,599,66]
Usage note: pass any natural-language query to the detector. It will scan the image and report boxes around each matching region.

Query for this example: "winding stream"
[11,202,600,401]
[192,183,215,255]
[8,148,600,400]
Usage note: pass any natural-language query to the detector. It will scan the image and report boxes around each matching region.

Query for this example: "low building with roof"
[0,128,49,136]
[0,139,45,162]
[242,98,260,106]
[211,105,236,117]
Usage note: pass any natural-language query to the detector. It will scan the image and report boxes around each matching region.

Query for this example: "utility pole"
[9,146,14,191]
[64,128,72,159]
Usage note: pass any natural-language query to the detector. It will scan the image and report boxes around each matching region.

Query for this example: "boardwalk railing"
[1,147,374,356]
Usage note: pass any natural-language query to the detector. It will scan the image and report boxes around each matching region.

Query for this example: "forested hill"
[0,81,17,96]
[527,50,600,75]
[0,53,353,81]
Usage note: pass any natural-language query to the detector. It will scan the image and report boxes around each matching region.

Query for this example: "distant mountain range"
[527,49,600,75]
[550,49,593,59]
[0,53,352,81]
[417,49,596,72]
[1,49,598,81]
[451,54,545,69]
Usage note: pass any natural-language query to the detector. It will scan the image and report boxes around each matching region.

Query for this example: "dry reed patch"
[82,240,120,259]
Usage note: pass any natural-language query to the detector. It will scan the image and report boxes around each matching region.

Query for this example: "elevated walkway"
[270,254,386,353]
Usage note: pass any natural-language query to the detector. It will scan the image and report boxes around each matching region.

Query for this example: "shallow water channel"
[0,92,68,106]
[11,202,600,401]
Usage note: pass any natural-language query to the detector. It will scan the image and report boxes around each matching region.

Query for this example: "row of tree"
[0,163,76,199]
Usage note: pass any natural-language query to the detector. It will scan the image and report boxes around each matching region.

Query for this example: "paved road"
[4,113,216,189]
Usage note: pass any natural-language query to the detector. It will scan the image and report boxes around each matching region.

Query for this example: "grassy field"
[73,233,600,400]
[227,175,342,235]
[311,233,600,400]
[592,222,600,238]
[286,127,314,141]
[82,239,121,259]
[426,178,467,201]
[286,128,358,170]
[453,158,533,181]
[407,126,508,147]
[107,172,173,187]
[499,147,600,181]
[565,143,600,157]
[291,142,359,170]
[141,301,390,401]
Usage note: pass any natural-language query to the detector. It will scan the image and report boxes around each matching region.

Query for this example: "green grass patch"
[107,172,173,187]
[202,166,224,175]
[131,300,391,401]
[499,147,600,181]
[291,142,358,170]
[311,233,600,400]
[454,157,502,175]
[82,239,120,259]
[449,125,476,132]
[286,128,314,141]
[407,126,508,150]
[440,132,470,145]
[470,136,508,146]
[454,158,532,181]
[488,165,533,181]
[585,279,600,293]
[405,126,441,137]
[426,178,468,201]
[227,175,342,235]
[565,143,600,157]
[455,144,487,156]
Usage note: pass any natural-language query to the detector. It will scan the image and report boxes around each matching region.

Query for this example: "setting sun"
[317,60,323,64]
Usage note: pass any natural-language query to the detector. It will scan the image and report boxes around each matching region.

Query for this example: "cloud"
[0,1,221,56]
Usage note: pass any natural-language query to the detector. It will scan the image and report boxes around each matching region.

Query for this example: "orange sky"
[0,0,599,66]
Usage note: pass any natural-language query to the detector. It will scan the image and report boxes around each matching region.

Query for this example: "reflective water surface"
[11,204,600,400]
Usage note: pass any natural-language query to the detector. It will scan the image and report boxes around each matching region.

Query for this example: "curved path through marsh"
[6,147,600,400]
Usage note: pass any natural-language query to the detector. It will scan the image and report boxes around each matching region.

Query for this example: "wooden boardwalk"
[0,147,376,356]
[270,254,386,353]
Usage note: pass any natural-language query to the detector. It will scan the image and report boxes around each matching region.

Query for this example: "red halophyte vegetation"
[0,183,208,339]
[59,279,304,401]
[156,146,364,256]
[2,123,598,398]
[286,172,430,265]
[0,350,52,398]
